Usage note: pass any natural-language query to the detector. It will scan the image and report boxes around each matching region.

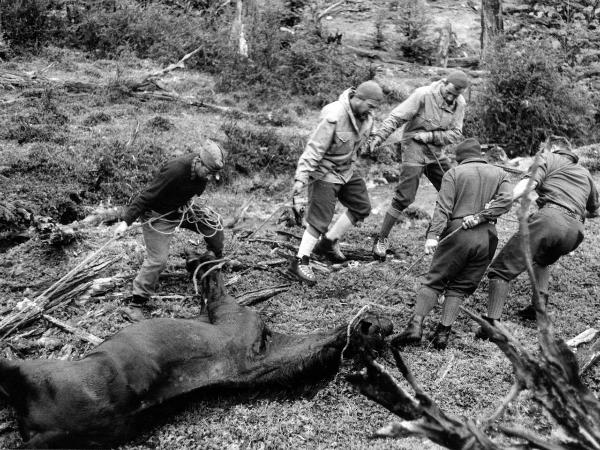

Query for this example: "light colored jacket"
[375,80,465,149]
[295,89,373,184]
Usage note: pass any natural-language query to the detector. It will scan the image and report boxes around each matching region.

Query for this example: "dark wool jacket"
[428,157,512,239]
[123,154,207,225]
[530,150,599,217]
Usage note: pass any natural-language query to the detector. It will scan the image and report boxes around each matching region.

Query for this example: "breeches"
[488,208,584,282]
[423,220,499,297]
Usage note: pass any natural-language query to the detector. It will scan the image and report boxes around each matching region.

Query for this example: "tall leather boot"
[519,265,549,320]
[391,314,424,347]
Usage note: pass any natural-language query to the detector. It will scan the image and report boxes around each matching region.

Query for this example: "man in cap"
[290,80,384,283]
[113,139,226,319]
[369,70,469,261]
[392,138,512,350]
[476,136,599,336]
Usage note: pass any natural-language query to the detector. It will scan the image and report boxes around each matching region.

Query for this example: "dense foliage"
[465,38,597,155]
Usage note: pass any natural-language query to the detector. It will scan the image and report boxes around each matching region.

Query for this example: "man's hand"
[462,214,483,229]
[413,131,433,143]
[292,180,305,197]
[114,221,128,238]
[368,135,383,154]
[424,238,438,255]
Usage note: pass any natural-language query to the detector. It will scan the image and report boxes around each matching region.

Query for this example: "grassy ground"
[1,21,600,450]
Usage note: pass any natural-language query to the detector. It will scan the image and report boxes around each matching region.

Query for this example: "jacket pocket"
[330,131,356,155]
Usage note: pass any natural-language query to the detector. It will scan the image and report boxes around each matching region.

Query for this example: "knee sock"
[441,296,462,326]
[297,227,319,258]
[379,212,397,239]
[325,211,354,242]
[487,278,510,320]
[414,286,439,318]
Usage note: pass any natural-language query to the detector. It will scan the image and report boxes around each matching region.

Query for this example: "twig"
[247,238,297,251]
[482,381,522,425]
[42,315,103,346]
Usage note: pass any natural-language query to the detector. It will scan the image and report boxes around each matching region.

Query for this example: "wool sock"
[441,296,462,326]
[379,212,397,239]
[325,211,354,241]
[297,228,319,258]
[487,278,510,320]
[414,286,439,317]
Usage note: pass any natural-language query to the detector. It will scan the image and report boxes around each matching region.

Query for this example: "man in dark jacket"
[477,136,599,334]
[290,80,384,284]
[113,140,226,319]
[392,138,512,350]
[369,71,469,261]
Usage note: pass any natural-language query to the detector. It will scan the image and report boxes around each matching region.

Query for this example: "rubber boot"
[430,323,452,350]
[314,237,346,263]
[391,314,424,347]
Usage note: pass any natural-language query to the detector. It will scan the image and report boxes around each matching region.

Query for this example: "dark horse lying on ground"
[0,254,392,448]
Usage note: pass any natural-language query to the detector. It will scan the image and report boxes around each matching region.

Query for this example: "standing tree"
[480,0,503,60]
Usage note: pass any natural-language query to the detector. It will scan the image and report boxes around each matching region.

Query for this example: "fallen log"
[577,336,600,375]
[0,255,392,448]
[42,315,103,346]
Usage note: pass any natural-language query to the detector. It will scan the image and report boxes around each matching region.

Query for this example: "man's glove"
[462,214,484,229]
[413,131,433,143]
[424,238,438,255]
[292,180,305,197]
[113,221,128,238]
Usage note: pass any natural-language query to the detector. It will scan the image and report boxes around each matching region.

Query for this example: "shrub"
[0,0,50,50]
[392,0,436,64]
[220,120,307,180]
[464,37,596,156]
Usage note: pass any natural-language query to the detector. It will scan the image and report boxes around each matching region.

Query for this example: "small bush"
[220,120,307,180]
[393,0,436,64]
[464,38,596,156]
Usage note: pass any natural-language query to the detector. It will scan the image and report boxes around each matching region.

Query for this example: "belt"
[542,203,584,223]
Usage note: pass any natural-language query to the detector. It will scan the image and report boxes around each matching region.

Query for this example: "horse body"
[0,267,392,448]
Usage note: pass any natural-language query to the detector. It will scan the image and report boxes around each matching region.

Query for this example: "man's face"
[441,82,464,105]
[352,96,380,120]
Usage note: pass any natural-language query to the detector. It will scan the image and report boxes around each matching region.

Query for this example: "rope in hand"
[145,200,224,238]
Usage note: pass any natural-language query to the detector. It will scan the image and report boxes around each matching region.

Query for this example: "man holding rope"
[392,138,512,350]
[114,140,226,320]
[368,70,468,261]
[476,136,599,336]
[290,80,384,284]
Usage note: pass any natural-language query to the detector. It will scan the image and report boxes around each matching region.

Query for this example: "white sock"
[297,230,319,258]
[325,211,354,241]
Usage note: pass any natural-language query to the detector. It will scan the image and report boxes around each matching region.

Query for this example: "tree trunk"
[480,0,503,60]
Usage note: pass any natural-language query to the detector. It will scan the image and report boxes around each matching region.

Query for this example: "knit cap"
[455,138,482,162]
[355,80,384,103]
[446,70,469,90]
[199,139,225,171]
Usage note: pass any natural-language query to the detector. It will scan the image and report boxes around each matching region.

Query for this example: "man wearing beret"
[476,136,599,336]
[369,70,469,261]
[392,138,512,350]
[290,80,384,283]
[114,139,226,319]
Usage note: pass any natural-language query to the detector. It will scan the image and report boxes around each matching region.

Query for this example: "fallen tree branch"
[235,284,290,306]
[42,315,103,346]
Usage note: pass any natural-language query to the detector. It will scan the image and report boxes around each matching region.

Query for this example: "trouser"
[487,208,584,282]
[423,220,499,297]
[305,174,371,235]
[388,157,452,219]
[133,210,225,298]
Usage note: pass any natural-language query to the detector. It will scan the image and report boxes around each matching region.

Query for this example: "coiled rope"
[146,199,224,238]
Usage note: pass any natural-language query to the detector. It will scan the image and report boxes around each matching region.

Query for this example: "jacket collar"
[339,88,367,133]
[458,156,487,165]
[552,148,579,164]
